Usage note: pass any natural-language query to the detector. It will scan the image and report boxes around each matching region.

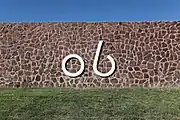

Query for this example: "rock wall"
[1,22,180,88]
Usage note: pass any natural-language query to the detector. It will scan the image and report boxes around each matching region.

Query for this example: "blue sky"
[0,0,179,22]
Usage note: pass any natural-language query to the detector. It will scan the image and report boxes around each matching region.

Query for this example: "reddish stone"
[170,34,175,39]
[35,75,41,81]
[1,49,6,54]
[142,69,148,73]
[147,62,154,69]
[134,66,140,71]
[18,70,24,76]
[128,72,134,79]
[11,60,17,65]
[134,72,143,79]
[144,74,149,78]
[128,67,133,71]
[102,78,109,83]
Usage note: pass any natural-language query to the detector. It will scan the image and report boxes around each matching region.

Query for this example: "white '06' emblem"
[62,40,116,77]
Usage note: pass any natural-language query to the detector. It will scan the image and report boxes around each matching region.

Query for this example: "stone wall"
[1,22,180,88]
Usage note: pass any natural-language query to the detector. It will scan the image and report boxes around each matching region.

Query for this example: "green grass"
[0,88,180,120]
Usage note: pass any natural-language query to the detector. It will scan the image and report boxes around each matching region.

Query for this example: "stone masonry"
[1,22,180,88]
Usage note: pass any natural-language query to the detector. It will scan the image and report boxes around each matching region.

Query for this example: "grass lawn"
[0,88,180,120]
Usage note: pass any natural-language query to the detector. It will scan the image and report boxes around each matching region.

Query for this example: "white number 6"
[93,40,116,77]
